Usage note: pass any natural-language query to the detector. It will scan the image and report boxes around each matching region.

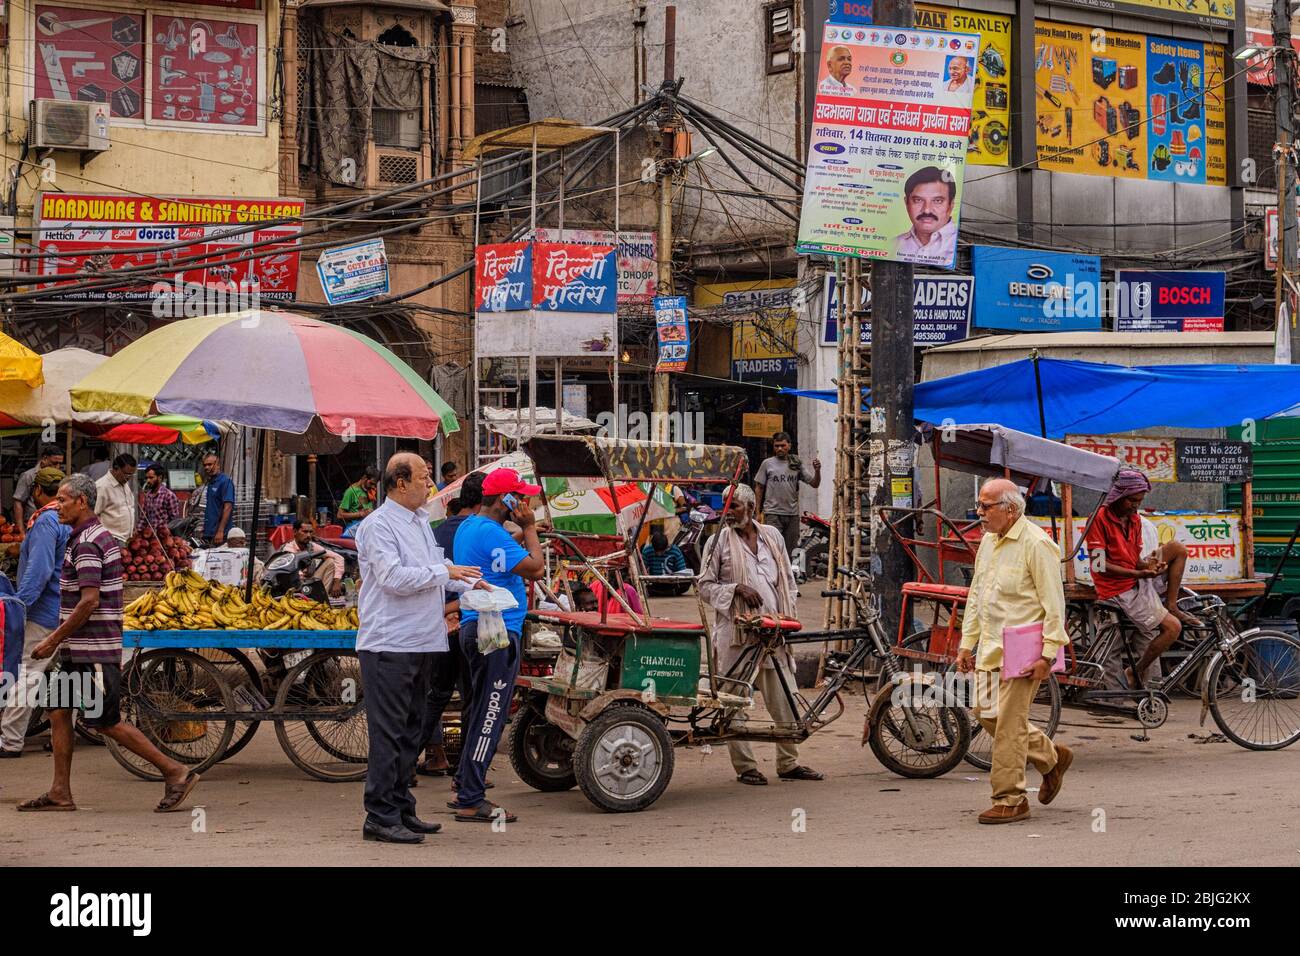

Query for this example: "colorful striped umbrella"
[70,311,458,438]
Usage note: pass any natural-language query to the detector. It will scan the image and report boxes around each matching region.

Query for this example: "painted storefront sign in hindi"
[1034,514,1243,583]
[534,228,657,304]
[797,24,978,268]
[1065,434,1177,482]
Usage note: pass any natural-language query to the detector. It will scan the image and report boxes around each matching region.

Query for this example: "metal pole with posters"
[869,0,917,639]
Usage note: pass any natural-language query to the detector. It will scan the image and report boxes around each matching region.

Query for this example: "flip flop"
[155,771,201,813]
[17,793,77,812]
[454,801,517,823]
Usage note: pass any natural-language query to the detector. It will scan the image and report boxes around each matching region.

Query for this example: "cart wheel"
[106,649,236,781]
[25,708,103,746]
[866,679,970,778]
[1207,629,1300,750]
[952,667,1061,772]
[509,696,576,792]
[273,652,367,782]
[574,703,674,812]
[197,648,261,761]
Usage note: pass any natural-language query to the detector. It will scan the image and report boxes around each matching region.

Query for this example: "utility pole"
[868,0,915,636]
[653,5,677,443]
[1273,0,1300,360]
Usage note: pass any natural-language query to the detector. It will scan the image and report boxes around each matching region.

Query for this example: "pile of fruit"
[0,516,22,544]
[123,524,193,581]
[125,570,359,631]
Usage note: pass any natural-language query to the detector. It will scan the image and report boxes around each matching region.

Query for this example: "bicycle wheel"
[106,649,236,781]
[196,648,261,760]
[1207,630,1300,750]
[867,677,970,778]
[273,651,367,782]
[949,666,1061,771]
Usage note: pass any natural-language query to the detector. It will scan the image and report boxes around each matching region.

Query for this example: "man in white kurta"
[698,484,823,786]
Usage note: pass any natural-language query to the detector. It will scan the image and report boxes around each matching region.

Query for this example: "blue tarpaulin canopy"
[782,358,1300,437]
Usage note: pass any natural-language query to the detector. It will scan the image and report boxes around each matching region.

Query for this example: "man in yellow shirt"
[956,478,1073,824]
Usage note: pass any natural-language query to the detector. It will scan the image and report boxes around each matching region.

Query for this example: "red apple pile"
[123,523,193,581]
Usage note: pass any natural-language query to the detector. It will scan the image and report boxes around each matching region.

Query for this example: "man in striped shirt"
[19,474,200,814]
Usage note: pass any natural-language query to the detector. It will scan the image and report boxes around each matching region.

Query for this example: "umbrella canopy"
[426,451,675,534]
[0,347,98,427]
[70,311,458,439]
[0,331,43,388]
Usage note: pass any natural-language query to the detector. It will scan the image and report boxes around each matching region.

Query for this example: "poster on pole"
[653,295,690,372]
[797,24,979,268]
[316,238,389,305]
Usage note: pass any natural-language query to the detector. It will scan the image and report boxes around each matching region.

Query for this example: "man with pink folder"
[956,478,1074,825]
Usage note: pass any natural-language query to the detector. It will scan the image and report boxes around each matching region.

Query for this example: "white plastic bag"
[460,586,519,654]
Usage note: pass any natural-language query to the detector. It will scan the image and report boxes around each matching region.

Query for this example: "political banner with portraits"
[797,23,979,268]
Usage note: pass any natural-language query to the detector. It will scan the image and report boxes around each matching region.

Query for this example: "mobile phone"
[502,492,519,510]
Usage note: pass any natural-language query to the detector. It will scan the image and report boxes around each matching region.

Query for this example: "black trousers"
[421,638,471,751]
[358,650,433,828]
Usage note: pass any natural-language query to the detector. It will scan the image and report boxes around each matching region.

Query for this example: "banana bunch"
[125,570,359,632]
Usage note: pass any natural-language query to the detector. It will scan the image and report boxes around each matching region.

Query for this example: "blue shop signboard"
[1114,269,1225,332]
[827,0,874,24]
[972,245,1103,331]
[821,273,972,346]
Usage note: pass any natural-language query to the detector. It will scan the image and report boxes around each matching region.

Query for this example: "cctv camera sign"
[796,24,978,268]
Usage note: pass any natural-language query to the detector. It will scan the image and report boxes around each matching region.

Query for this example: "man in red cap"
[450,468,548,823]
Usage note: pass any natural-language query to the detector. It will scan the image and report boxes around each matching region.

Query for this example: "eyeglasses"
[974,501,1006,513]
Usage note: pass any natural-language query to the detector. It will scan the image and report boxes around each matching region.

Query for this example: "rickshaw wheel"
[509,697,577,791]
[197,648,261,761]
[574,703,674,812]
[106,649,236,781]
[273,652,368,782]
[866,680,970,779]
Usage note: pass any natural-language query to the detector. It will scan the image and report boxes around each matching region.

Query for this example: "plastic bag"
[461,586,519,655]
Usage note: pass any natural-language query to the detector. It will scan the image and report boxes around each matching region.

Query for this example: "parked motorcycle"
[790,510,830,584]
[672,504,721,574]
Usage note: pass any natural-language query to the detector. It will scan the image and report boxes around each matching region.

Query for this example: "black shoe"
[1181,98,1201,121]
[401,814,443,834]
[1153,61,1176,85]
[362,821,424,844]
[0,749,21,759]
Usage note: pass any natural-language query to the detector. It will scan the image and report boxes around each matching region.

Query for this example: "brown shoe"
[978,798,1030,824]
[1038,744,1073,805]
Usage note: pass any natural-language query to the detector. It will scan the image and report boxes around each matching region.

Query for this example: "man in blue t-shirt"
[451,468,546,823]
[200,453,236,545]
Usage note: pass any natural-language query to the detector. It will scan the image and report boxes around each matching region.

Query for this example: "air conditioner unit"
[372,108,421,149]
[31,99,110,152]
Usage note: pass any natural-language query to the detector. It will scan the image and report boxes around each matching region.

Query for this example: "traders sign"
[821,272,971,345]
[1114,269,1225,332]
[796,24,978,267]
[35,192,303,302]
[971,245,1102,331]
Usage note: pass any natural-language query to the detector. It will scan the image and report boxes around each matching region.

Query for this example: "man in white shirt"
[893,165,958,265]
[354,452,482,844]
[818,45,854,95]
[93,453,137,544]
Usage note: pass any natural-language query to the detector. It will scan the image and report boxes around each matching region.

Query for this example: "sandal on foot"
[454,801,517,823]
[155,771,201,813]
[17,793,77,812]
[736,769,768,786]
[777,765,825,781]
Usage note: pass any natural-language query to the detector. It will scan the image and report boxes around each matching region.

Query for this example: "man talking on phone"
[450,468,548,824]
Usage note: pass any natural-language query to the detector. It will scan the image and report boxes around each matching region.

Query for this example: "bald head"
[383,452,432,510]
[977,478,1024,535]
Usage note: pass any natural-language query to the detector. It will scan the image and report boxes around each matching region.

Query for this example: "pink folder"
[1001,622,1066,681]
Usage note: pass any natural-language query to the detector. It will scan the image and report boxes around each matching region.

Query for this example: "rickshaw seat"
[901,582,969,601]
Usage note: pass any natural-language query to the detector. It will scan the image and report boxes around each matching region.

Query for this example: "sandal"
[454,801,517,824]
[736,769,768,786]
[777,765,825,781]
[155,771,201,813]
[417,757,451,777]
[17,793,77,812]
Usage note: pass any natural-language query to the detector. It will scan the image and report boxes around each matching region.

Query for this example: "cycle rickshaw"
[510,435,971,812]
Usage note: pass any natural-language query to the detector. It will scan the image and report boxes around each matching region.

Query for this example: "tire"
[866,679,970,779]
[106,649,235,781]
[574,703,674,812]
[273,652,367,782]
[1207,629,1300,751]
[951,668,1061,771]
[509,696,577,792]
[197,647,261,761]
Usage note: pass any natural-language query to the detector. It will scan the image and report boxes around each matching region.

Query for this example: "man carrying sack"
[956,478,1073,824]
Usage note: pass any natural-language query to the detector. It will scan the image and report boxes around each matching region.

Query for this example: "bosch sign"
[828,0,875,25]
[1115,269,1225,332]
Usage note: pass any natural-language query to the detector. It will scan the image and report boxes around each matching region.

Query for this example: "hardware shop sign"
[820,272,971,345]
[1114,269,1224,332]
[971,245,1102,331]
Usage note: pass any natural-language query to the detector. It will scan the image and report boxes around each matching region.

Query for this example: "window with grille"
[378,152,420,183]
[765,2,796,75]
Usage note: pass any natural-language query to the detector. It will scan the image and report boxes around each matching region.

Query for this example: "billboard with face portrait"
[796,24,979,268]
